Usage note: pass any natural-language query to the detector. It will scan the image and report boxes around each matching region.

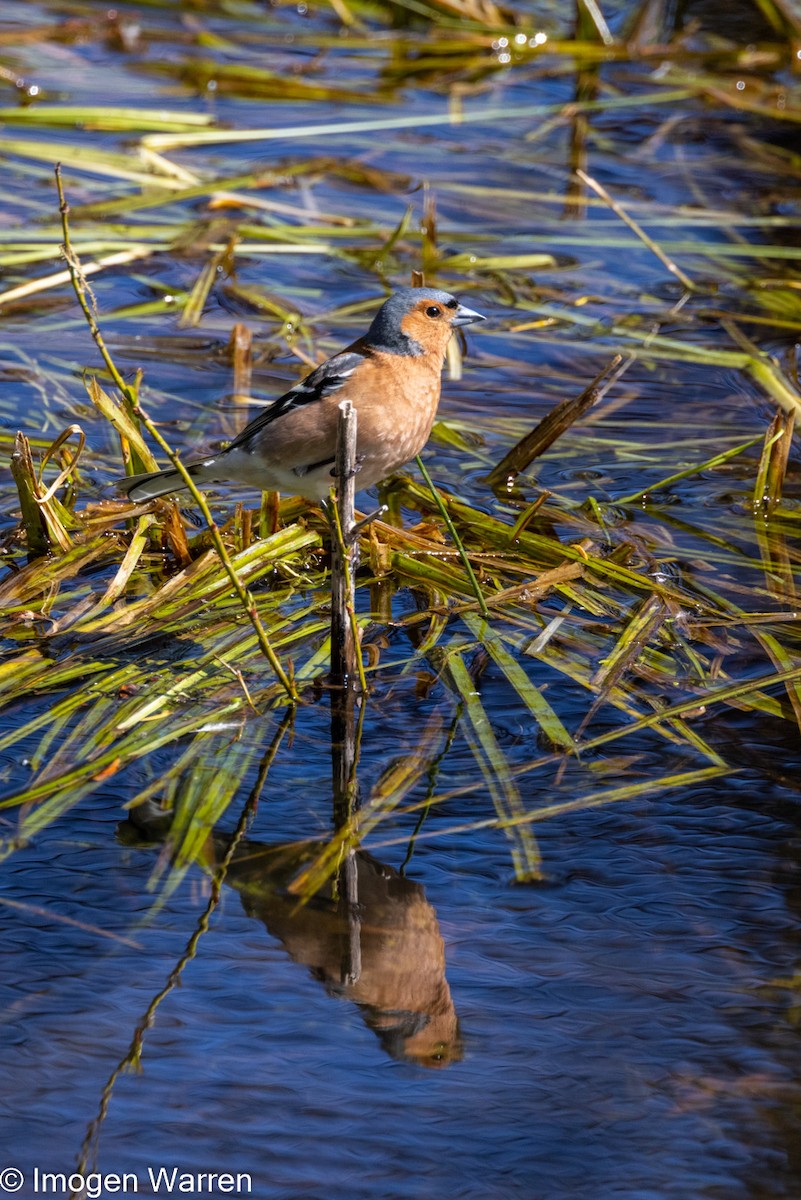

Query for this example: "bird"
[120,287,485,504]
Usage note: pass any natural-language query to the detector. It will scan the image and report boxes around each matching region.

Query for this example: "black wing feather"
[227,350,364,450]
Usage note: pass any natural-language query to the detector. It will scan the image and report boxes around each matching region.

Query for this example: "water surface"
[1,1,800,1197]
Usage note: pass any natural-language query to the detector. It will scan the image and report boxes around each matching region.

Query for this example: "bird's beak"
[451,304,486,328]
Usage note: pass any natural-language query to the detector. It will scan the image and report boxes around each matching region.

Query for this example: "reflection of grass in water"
[0,0,800,899]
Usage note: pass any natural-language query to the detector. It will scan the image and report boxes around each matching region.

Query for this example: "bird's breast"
[346,357,442,488]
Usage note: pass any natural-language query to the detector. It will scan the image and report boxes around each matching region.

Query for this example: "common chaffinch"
[120,287,485,503]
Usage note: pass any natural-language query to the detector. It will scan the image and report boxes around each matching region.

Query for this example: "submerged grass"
[0,0,800,898]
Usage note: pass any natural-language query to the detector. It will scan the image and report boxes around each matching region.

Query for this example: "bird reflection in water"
[223,838,461,1068]
[123,809,461,1068]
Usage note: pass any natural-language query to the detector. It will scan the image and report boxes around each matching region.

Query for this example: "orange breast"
[344,353,443,488]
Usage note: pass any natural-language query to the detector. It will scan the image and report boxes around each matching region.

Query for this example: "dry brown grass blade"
[227,322,254,432]
[765,0,801,34]
[10,432,50,556]
[752,630,801,739]
[85,375,156,477]
[485,355,629,491]
[571,593,669,747]
[0,537,120,613]
[0,247,156,310]
[9,428,82,555]
[754,409,795,516]
[179,235,239,328]
[426,0,511,25]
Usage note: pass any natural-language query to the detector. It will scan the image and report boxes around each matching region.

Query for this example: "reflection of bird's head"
[365,287,486,360]
[375,1010,463,1069]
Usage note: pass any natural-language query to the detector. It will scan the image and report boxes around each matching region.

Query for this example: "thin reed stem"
[415,454,490,617]
[55,164,297,702]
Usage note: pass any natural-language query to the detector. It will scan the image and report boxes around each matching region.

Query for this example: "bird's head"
[365,287,485,359]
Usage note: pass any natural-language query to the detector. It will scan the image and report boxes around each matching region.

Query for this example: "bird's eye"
[425,305,442,318]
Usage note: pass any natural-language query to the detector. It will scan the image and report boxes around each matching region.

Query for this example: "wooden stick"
[329,399,362,982]
[329,399,359,689]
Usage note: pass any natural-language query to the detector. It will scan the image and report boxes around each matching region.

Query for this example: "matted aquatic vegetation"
[1,0,800,896]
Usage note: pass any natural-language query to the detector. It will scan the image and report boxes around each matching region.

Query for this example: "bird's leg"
[329,452,364,484]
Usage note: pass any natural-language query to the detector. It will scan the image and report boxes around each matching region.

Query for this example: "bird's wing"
[227,349,364,450]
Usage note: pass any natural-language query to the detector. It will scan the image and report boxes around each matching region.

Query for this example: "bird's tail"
[119,459,219,503]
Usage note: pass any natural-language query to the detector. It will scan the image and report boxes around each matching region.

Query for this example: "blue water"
[2,759,800,1198]
[2,0,801,1197]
